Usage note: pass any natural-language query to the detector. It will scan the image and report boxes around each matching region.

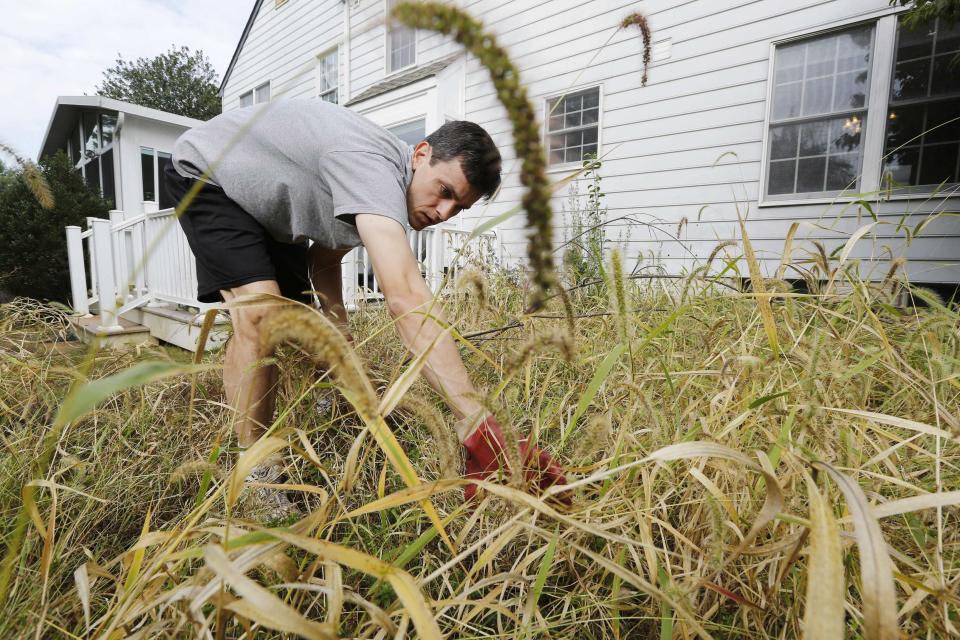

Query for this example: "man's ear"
[411,141,431,170]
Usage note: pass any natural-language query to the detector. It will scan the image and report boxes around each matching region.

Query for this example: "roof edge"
[219,0,265,98]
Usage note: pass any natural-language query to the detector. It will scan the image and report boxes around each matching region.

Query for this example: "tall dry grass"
[0,256,958,637]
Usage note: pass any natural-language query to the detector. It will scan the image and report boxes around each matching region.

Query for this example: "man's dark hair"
[424,121,501,200]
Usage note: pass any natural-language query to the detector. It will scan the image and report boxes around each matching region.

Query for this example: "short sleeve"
[320,150,409,230]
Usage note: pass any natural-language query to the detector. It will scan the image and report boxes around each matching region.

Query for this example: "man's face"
[406,141,481,231]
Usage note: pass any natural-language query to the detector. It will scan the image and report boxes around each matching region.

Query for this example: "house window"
[388,119,426,148]
[386,0,416,73]
[545,87,600,166]
[141,148,175,209]
[765,25,873,197]
[255,81,271,104]
[882,16,960,189]
[239,91,254,107]
[318,48,339,103]
[77,112,116,203]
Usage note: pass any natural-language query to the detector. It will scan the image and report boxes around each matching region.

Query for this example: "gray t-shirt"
[172,99,413,249]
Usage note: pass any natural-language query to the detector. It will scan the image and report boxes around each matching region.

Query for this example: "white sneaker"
[240,460,302,522]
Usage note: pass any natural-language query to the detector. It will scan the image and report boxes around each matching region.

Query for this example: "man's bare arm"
[355,214,484,440]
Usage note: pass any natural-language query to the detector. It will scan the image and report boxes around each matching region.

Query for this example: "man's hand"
[461,415,570,506]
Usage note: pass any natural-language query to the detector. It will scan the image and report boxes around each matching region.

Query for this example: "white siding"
[222,0,344,108]
[223,0,960,284]
[457,0,959,283]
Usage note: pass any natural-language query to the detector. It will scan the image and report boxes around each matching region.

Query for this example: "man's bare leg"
[221,280,283,447]
[309,246,352,340]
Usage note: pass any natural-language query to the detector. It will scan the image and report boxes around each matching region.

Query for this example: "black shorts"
[163,164,312,304]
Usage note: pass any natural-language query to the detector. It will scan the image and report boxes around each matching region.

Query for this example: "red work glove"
[461,415,570,506]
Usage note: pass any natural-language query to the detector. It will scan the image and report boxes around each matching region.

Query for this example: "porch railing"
[65,206,500,332]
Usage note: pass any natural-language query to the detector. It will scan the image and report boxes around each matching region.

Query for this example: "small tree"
[96,45,221,121]
[0,152,110,303]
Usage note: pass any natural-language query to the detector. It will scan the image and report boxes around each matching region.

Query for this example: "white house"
[39,95,202,214]
[220,0,959,289]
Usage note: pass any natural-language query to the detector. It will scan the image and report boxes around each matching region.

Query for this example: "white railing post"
[86,217,99,302]
[109,210,128,303]
[65,225,89,315]
[341,249,358,309]
[91,218,122,333]
[132,222,146,297]
[430,228,444,290]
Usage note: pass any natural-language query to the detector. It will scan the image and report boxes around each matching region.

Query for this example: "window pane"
[582,107,599,125]
[932,54,960,96]
[565,147,583,163]
[321,89,338,104]
[70,124,81,165]
[893,59,931,100]
[548,113,564,131]
[100,149,115,206]
[830,116,863,154]
[141,148,155,201]
[319,49,338,93]
[885,105,925,148]
[583,128,598,145]
[100,115,117,147]
[897,20,933,60]
[837,30,872,71]
[802,76,834,115]
[775,44,804,83]
[84,156,101,194]
[566,94,583,112]
[157,152,174,209]
[387,119,426,148]
[770,124,799,160]
[937,18,960,53]
[796,156,827,192]
[926,101,960,144]
[583,144,598,158]
[883,147,920,185]
[83,111,99,155]
[806,37,836,77]
[768,160,796,194]
[565,131,583,148]
[833,70,869,110]
[239,91,253,107]
[919,143,959,184]
[583,90,599,109]
[799,120,829,156]
[549,143,565,164]
[773,82,802,119]
[255,82,270,103]
[565,110,581,128]
[826,153,859,191]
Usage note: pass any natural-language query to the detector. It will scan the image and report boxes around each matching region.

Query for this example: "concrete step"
[69,314,157,349]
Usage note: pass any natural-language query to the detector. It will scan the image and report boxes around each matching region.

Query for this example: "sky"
[0,0,253,161]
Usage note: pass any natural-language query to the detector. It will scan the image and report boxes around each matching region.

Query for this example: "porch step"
[69,314,157,349]
[123,305,230,353]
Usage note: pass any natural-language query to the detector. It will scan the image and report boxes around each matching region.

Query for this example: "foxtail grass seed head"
[620,12,653,86]
[261,305,379,420]
[391,2,557,309]
[455,268,489,312]
[397,395,460,479]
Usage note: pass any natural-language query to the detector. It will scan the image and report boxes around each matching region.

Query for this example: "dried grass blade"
[226,436,288,508]
[203,544,335,639]
[123,509,152,594]
[802,473,845,639]
[735,206,780,356]
[822,407,957,442]
[814,461,899,640]
[74,563,92,632]
[262,530,442,640]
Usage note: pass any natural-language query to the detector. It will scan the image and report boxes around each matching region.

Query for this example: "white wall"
[456,0,959,284]
[117,115,189,214]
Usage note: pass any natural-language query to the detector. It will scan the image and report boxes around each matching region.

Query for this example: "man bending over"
[165,99,567,517]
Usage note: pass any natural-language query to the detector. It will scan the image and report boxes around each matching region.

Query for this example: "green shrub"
[0,152,110,303]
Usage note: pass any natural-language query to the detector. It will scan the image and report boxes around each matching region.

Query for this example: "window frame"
[140,147,174,208]
[384,0,417,76]
[755,10,957,207]
[76,112,117,201]
[239,81,271,108]
[317,46,340,104]
[542,84,604,173]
